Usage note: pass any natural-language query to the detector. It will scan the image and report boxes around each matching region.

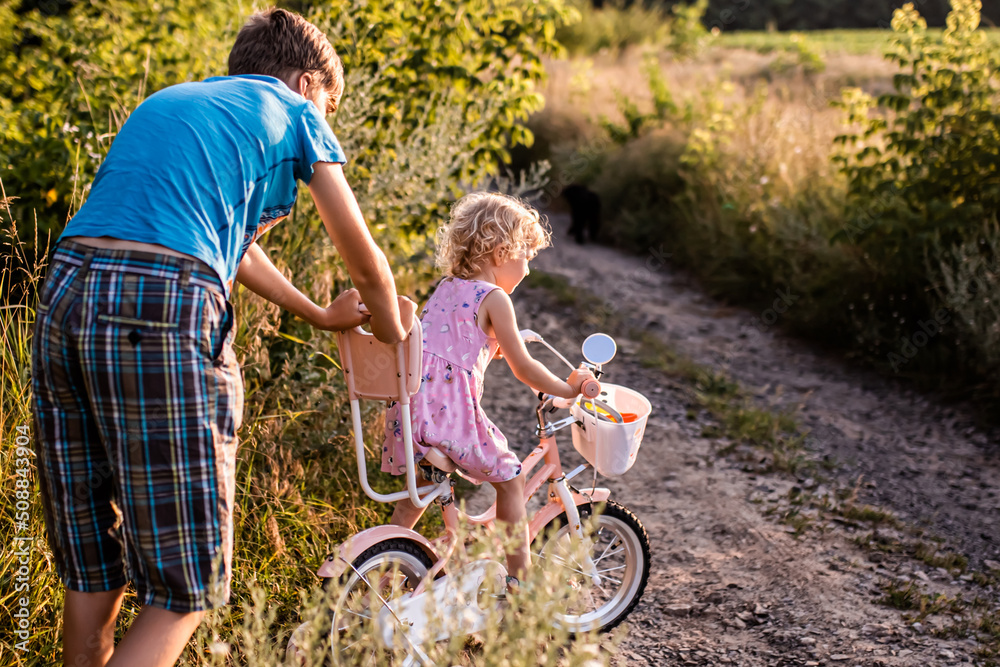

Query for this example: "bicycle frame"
[317,410,610,585]
[318,327,610,587]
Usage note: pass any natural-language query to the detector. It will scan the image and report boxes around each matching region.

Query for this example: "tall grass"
[0,190,615,665]
[0,184,63,664]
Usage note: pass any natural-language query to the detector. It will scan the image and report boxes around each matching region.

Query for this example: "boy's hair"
[437,192,551,279]
[228,8,344,113]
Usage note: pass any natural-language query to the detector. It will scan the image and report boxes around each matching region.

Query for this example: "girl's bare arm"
[481,290,588,398]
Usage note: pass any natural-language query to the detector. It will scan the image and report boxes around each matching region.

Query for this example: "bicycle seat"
[422,448,458,473]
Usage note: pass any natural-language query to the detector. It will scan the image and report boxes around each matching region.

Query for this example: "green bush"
[832,0,1000,372]
[592,129,687,250]
[556,0,708,57]
[556,0,668,55]
[0,0,242,234]
[0,0,572,238]
[834,0,1000,265]
[0,0,571,662]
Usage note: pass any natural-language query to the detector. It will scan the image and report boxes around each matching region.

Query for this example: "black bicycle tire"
[535,499,651,633]
[323,538,434,665]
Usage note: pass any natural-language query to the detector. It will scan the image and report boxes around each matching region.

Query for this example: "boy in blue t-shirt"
[30,8,415,666]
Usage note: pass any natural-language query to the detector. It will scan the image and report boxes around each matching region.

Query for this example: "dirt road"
[479,213,1000,666]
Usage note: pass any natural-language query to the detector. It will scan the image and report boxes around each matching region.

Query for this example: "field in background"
[527,1,1000,404]
[714,26,1000,54]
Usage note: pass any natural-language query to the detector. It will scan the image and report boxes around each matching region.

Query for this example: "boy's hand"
[396,296,418,334]
[315,288,369,331]
[368,295,418,338]
[566,368,596,396]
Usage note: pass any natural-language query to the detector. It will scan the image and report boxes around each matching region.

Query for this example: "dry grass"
[540,44,894,126]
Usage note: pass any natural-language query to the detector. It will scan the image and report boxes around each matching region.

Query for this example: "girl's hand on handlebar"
[566,368,596,397]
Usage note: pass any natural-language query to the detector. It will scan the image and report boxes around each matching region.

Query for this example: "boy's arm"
[308,161,413,344]
[236,243,369,331]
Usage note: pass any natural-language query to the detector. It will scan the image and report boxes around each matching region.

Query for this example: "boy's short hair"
[437,192,551,280]
[228,8,344,113]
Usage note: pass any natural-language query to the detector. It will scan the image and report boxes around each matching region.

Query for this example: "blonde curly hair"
[436,192,551,279]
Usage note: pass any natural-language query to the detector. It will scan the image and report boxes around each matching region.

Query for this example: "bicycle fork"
[552,478,603,588]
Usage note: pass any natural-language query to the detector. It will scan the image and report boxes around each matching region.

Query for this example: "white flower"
[759,176,770,185]
[208,641,230,657]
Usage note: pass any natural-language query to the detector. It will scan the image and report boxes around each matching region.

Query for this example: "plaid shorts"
[31,239,243,612]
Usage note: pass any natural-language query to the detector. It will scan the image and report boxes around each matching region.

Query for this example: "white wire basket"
[570,383,651,477]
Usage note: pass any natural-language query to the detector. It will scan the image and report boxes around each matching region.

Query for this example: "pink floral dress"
[381,277,522,483]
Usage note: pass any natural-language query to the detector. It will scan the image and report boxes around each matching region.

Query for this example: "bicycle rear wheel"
[285,539,433,666]
[534,500,650,633]
[337,539,433,663]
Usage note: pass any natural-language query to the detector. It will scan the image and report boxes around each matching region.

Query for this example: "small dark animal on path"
[561,184,601,245]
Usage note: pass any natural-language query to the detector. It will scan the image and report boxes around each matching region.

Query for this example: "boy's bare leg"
[63,587,125,667]
[105,606,205,667]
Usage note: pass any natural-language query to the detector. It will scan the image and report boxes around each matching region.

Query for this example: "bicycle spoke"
[596,564,626,574]
[593,545,624,564]
[552,560,597,579]
[594,537,622,565]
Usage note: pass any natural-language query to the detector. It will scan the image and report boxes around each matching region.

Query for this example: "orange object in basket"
[621,412,639,423]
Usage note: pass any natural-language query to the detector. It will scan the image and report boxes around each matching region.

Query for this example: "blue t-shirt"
[61,74,346,295]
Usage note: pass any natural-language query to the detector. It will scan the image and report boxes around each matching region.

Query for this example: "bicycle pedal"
[418,463,451,485]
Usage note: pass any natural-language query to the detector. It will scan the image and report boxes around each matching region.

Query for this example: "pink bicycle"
[291,321,652,664]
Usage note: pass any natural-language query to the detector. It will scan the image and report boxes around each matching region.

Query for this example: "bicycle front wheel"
[534,500,650,633]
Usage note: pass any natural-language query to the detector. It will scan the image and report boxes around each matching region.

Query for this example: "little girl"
[381,191,592,584]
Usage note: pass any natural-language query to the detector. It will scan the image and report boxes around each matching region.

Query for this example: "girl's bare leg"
[493,476,529,579]
[389,476,434,529]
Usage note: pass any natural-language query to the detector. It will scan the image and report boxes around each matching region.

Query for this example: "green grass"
[878,579,1000,662]
[714,27,1000,55]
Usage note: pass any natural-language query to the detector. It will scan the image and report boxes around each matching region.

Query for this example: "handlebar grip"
[552,396,576,410]
[581,377,601,399]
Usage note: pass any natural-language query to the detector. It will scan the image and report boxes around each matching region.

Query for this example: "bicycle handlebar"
[581,376,601,398]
